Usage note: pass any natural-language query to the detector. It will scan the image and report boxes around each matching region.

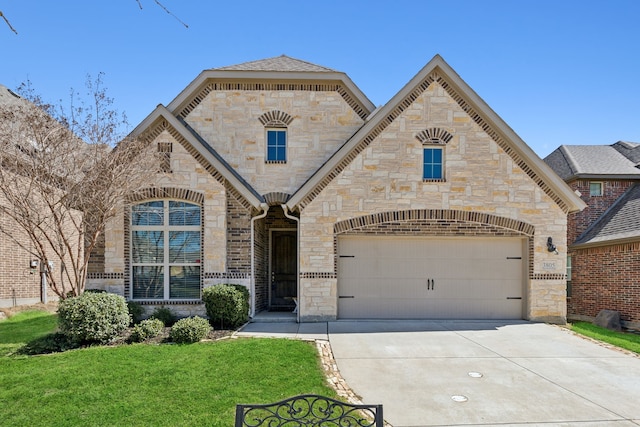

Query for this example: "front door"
[270,230,297,310]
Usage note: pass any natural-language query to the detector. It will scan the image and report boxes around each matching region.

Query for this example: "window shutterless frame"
[266,128,287,163]
[423,146,444,180]
[130,200,202,301]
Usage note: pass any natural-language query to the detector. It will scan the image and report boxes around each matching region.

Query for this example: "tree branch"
[0,10,18,34]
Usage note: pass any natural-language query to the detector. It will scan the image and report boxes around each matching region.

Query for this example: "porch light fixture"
[547,237,558,255]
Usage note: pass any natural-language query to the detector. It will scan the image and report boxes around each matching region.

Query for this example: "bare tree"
[1,1,186,34]
[0,75,159,299]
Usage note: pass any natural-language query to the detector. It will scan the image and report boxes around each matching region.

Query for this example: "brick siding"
[568,242,640,325]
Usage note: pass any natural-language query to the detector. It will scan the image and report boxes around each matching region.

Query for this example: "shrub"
[127,301,145,325]
[169,316,211,344]
[150,306,177,326]
[129,318,165,343]
[202,284,249,328]
[58,292,129,344]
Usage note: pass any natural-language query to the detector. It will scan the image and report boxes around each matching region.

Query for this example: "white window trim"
[265,127,287,164]
[130,200,201,301]
[589,181,603,197]
[422,145,445,182]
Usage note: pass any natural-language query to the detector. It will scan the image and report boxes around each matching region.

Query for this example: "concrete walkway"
[236,320,640,427]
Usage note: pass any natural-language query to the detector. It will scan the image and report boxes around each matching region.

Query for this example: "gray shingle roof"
[544,144,640,180]
[0,84,26,108]
[214,55,337,73]
[574,183,640,245]
[612,140,640,166]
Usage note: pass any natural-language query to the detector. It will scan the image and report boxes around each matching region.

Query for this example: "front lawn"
[0,311,335,426]
[571,321,640,354]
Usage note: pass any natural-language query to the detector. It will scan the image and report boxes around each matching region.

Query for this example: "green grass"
[571,321,640,354]
[0,311,335,426]
[0,310,58,356]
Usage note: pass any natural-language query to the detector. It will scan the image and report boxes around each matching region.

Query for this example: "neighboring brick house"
[87,55,585,323]
[0,84,76,307]
[545,142,640,328]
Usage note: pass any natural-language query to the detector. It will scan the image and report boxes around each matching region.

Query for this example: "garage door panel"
[338,236,524,320]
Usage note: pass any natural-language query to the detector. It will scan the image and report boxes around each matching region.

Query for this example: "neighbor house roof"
[286,54,586,214]
[573,183,640,247]
[612,140,640,166]
[544,144,640,181]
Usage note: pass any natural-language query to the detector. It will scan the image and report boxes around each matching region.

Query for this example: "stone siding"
[184,89,364,196]
[298,81,568,322]
[88,130,228,299]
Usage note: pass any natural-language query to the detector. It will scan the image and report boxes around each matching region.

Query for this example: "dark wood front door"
[270,230,297,310]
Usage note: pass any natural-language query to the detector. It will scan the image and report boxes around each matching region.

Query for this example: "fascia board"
[130,105,263,209]
[572,174,640,180]
[166,70,375,115]
[571,235,640,250]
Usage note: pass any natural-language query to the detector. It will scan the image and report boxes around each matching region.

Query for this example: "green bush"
[150,306,177,326]
[58,292,129,344]
[202,284,249,328]
[169,316,211,344]
[129,318,165,343]
[127,301,145,325]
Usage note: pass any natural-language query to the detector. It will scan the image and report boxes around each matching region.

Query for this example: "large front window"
[131,200,201,300]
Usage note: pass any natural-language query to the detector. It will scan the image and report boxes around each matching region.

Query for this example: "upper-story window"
[423,147,443,180]
[589,182,603,197]
[130,200,201,301]
[416,128,453,182]
[266,128,287,162]
[259,110,294,164]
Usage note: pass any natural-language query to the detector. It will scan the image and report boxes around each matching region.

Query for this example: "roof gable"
[574,183,640,247]
[286,55,586,213]
[166,55,374,122]
[131,105,264,210]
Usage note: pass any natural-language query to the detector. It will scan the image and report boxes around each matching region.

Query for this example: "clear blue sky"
[1,0,639,157]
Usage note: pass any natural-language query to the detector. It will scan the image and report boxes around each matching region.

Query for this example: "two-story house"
[86,55,585,323]
[545,142,640,329]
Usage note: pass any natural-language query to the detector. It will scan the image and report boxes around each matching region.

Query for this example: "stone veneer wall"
[184,89,365,196]
[87,130,228,314]
[297,80,568,323]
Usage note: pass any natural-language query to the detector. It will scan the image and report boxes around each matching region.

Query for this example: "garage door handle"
[506,297,522,300]
[339,296,355,299]
[426,279,434,290]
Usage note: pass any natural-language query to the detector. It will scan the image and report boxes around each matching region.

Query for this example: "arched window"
[130,200,201,300]
[259,111,293,163]
[416,128,453,181]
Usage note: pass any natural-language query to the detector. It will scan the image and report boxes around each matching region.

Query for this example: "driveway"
[328,320,640,427]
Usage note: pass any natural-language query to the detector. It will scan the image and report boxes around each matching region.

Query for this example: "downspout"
[250,203,269,318]
[281,204,300,323]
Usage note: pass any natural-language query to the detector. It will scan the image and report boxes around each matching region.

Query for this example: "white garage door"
[337,235,525,319]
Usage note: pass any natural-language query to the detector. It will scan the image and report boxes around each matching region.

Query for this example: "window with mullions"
[131,200,201,300]
[423,147,443,180]
[266,129,287,162]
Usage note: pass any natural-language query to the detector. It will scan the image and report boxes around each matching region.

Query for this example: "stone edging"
[315,340,362,404]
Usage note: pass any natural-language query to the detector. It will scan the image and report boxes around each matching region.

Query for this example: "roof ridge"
[559,145,580,175]
[213,55,337,73]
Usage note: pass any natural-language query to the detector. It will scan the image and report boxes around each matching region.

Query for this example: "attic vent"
[416,128,453,144]
[258,110,293,127]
